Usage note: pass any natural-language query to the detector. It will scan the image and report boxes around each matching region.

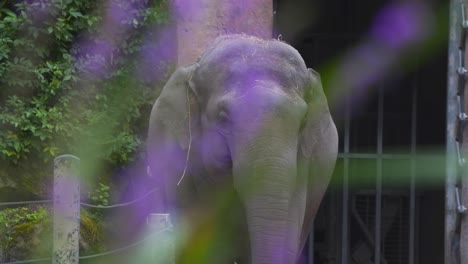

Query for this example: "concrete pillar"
[173,0,273,66]
[53,155,80,264]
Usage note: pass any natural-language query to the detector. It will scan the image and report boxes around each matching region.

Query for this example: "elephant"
[147,34,338,264]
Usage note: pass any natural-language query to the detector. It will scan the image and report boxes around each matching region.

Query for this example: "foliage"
[90,182,110,206]
[0,0,173,193]
[0,206,49,261]
[80,209,105,254]
[0,206,105,262]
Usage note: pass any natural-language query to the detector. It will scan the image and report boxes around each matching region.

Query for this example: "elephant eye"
[217,110,231,134]
[218,110,230,124]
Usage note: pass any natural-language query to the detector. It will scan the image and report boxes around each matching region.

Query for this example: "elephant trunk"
[232,113,304,264]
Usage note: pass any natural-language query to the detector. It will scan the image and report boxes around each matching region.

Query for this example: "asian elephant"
[147,34,338,264]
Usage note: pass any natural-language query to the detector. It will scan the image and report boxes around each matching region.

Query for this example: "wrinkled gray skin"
[147,35,338,264]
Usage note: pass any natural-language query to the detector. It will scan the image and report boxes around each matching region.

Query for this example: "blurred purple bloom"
[137,29,176,82]
[108,3,129,25]
[330,2,433,112]
[371,2,430,49]
[73,39,115,80]
[173,0,201,20]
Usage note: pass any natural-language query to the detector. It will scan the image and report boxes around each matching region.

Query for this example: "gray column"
[53,155,80,264]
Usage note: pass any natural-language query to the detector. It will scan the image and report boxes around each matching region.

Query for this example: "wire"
[177,74,193,186]
[80,186,159,209]
[0,182,159,210]
[0,228,172,263]
[0,200,52,206]
[1,257,51,264]
[78,227,171,259]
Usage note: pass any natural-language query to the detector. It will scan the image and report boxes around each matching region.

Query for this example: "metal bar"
[308,38,317,264]
[309,223,314,264]
[446,1,461,264]
[272,0,278,37]
[337,153,443,160]
[375,84,384,264]
[399,198,404,264]
[409,77,418,264]
[341,92,351,264]
[327,193,338,263]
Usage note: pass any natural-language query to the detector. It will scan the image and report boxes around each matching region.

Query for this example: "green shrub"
[0,206,105,262]
[0,206,50,262]
[0,207,51,261]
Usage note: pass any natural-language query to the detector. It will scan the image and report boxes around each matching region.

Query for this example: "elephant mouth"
[218,152,233,169]
[203,143,233,173]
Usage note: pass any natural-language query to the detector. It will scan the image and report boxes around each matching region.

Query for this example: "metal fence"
[309,77,445,264]
[298,18,448,264]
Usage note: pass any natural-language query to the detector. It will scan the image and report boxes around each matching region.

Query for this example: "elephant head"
[147,35,338,263]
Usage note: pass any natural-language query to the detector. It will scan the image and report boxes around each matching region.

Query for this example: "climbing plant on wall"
[0,0,173,193]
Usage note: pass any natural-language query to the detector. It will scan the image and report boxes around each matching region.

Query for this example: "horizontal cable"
[0,227,171,263]
[80,186,159,209]
[1,257,51,264]
[79,227,171,259]
[0,200,52,207]
[0,187,159,209]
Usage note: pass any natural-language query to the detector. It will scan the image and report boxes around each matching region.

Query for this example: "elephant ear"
[147,64,198,212]
[300,68,338,160]
[297,68,339,251]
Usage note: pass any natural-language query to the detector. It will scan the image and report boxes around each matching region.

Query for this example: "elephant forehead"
[194,39,309,96]
[199,38,306,71]
[200,35,304,60]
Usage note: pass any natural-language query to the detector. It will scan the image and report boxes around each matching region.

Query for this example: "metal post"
[308,222,314,264]
[375,84,384,264]
[146,213,175,264]
[53,155,80,264]
[341,94,351,264]
[446,1,461,264]
[409,78,418,264]
[460,3,468,263]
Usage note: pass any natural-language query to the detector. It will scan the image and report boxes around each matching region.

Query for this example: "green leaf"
[1,8,16,18]
[13,142,20,151]
[69,11,82,18]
